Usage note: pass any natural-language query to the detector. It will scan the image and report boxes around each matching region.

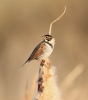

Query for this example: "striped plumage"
[19,34,55,71]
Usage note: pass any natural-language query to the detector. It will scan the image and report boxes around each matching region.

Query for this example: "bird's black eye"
[46,37,49,40]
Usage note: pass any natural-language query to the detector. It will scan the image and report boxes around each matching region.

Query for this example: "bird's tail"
[18,60,29,71]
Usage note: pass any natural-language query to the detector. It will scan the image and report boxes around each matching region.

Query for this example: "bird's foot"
[40,60,51,68]
[40,60,45,66]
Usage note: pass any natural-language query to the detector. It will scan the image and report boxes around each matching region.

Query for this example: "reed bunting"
[19,34,55,71]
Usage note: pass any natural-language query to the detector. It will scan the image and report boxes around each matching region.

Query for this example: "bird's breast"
[38,43,53,60]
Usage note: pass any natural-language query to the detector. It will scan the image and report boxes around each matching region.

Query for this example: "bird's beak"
[41,36,45,39]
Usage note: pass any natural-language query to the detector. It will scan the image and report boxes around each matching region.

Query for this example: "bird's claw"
[40,60,51,68]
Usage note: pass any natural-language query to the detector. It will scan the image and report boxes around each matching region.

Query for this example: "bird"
[19,34,55,71]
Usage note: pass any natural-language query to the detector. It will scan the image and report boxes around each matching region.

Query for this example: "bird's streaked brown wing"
[28,41,45,61]
[19,41,45,71]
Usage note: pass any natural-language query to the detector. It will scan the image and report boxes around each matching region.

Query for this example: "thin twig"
[49,6,66,35]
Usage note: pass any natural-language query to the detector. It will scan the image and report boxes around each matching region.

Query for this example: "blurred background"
[0,0,88,100]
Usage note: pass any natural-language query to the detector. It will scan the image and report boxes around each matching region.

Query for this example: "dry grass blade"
[60,64,84,92]
[28,73,38,100]
[49,6,66,35]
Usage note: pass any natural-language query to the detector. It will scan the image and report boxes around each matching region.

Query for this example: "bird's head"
[42,34,55,46]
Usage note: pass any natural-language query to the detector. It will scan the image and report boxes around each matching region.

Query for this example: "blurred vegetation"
[0,0,88,100]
